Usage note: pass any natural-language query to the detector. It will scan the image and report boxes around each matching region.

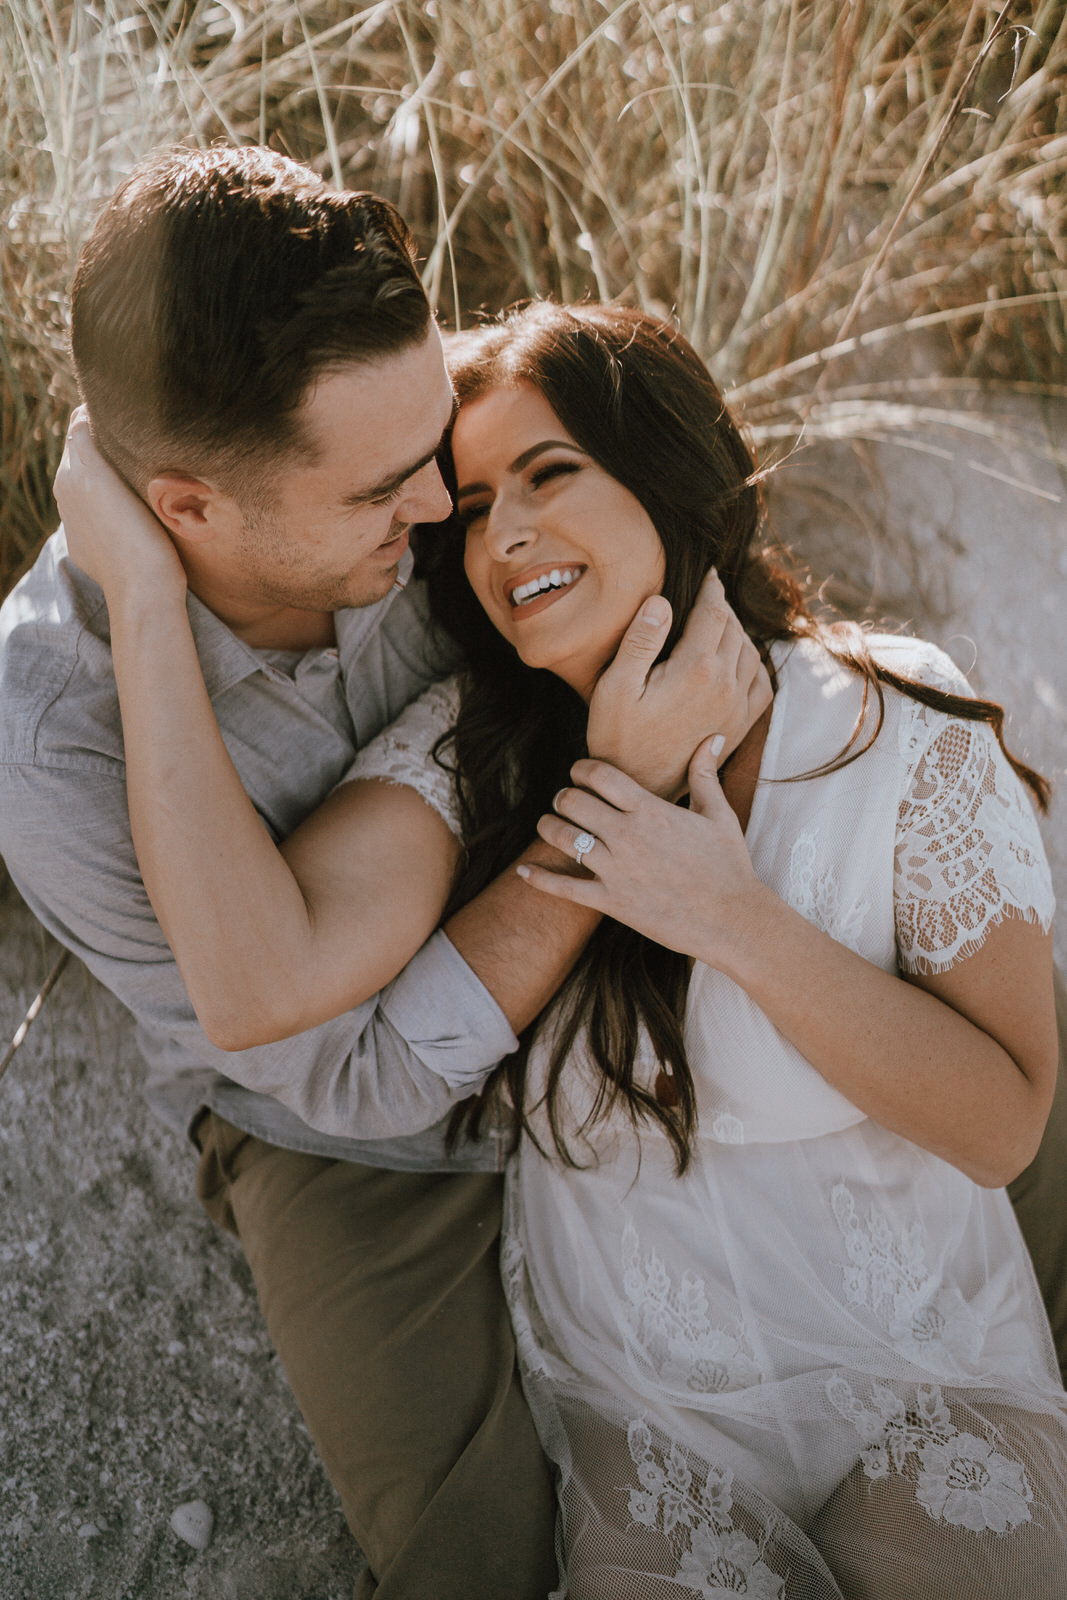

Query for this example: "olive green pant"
[195,969,1067,1596]
[195,1113,559,1599]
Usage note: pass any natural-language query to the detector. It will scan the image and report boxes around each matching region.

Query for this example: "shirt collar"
[53,524,415,701]
[186,593,264,699]
[188,543,415,699]
[333,546,414,668]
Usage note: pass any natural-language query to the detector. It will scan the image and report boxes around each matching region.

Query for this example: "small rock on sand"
[170,1500,214,1550]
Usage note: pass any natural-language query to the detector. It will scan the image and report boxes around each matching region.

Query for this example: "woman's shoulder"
[765,626,978,786]
[773,625,972,695]
[861,630,974,697]
[403,671,463,726]
[337,673,463,836]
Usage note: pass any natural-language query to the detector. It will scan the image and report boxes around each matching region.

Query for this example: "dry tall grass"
[2,0,1065,595]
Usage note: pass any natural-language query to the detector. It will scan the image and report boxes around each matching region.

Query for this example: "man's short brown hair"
[71,144,431,496]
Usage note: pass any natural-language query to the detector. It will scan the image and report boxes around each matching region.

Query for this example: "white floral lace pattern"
[830,1183,985,1371]
[894,648,973,766]
[501,1216,553,1382]
[710,1112,745,1145]
[826,1377,1033,1534]
[340,676,462,835]
[787,830,869,949]
[622,1220,763,1395]
[625,1419,786,1599]
[894,712,1054,974]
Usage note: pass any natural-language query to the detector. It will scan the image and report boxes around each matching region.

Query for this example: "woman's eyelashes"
[529,458,581,490]
[456,500,489,530]
[457,458,583,530]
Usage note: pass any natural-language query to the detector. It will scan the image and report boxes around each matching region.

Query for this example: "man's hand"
[586,570,772,798]
[53,409,187,603]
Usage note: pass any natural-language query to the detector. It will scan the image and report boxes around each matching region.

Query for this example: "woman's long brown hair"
[416,301,1048,1174]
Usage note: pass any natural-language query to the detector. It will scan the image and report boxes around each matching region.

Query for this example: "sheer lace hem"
[894,708,1053,976]
[338,676,462,837]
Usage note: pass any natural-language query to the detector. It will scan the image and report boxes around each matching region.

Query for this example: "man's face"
[233,326,455,614]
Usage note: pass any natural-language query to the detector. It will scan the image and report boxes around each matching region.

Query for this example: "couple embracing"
[2,144,1067,1598]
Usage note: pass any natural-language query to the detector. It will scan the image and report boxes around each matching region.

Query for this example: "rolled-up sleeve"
[0,762,516,1141]
[379,930,518,1092]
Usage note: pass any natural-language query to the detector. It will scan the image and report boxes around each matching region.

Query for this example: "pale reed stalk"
[1,0,1063,590]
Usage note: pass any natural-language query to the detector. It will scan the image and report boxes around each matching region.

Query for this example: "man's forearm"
[445,839,599,1031]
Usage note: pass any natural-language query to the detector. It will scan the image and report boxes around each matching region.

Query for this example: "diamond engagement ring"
[573,831,597,868]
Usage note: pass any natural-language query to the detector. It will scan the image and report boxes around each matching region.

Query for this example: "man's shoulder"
[0,530,125,774]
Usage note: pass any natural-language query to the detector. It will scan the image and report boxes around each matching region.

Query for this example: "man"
[0,144,768,1597]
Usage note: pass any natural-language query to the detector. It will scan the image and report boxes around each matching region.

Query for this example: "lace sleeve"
[338,676,463,838]
[894,707,1054,974]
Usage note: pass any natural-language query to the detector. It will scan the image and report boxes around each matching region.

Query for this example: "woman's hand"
[585,570,772,799]
[519,739,1057,1188]
[53,409,187,603]
[518,739,771,968]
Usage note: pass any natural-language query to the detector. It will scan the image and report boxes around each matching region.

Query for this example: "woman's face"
[452,384,665,699]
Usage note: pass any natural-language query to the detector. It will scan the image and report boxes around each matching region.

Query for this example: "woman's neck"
[719,703,773,835]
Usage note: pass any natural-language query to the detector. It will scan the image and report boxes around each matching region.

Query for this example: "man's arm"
[444,838,598,1032]
[0,761,515,1141]
[101,575,465,1051]
[106,576,753,1046]
[56,417,769,1050]
[51,417,769,1105]
[139,576,766,1044]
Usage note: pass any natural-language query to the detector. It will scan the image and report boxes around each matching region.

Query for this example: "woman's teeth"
[511,568,581,607]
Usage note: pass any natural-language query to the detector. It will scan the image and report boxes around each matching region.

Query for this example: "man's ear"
[146,475,241,546]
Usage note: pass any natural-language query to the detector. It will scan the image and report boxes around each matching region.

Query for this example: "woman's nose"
[483,499,536,561]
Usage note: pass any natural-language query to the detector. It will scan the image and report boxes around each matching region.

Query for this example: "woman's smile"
[506,563,587,615]
[453,384,665,698]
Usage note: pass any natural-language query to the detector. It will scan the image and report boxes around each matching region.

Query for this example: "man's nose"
[406,458,454,523]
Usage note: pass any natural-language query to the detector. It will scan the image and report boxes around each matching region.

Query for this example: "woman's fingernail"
[710,733,726,758]
[516,864,531,880]
[553,789,568,812]
[640,596,669,626]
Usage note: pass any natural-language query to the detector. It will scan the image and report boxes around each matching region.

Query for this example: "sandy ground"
[1,393,1064,1599]
[0,891,357,1600]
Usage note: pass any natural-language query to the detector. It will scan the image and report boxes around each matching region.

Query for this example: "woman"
[58,302,1065,1596]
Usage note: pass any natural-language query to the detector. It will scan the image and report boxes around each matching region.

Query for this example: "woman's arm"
[54,416,460,1050]
[521,743,1058,1188]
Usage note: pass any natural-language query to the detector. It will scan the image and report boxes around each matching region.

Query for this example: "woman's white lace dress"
[348,635,1067,1599]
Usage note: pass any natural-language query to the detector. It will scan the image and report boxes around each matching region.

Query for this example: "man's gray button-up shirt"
[0,532,516,1171]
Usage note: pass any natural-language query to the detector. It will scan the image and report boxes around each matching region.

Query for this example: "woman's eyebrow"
[455,439,580,500]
